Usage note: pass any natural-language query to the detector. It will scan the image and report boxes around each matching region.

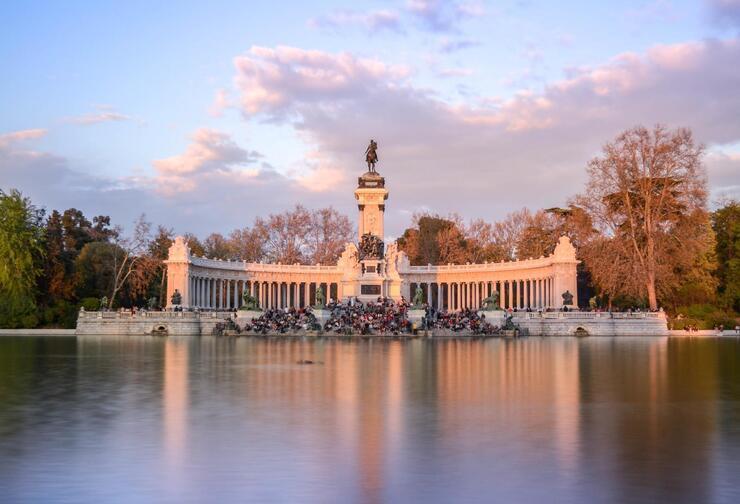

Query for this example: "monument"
[77,139,670,337]
[163,139,579,312]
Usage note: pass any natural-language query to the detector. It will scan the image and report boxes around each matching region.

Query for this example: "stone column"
[437,283,442,311]
[214,279,219,309]
[539,278,543,308]
[192,277,197,308]
[518,280,523,309]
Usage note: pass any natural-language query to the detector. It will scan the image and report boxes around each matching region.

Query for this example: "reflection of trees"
[0,338,77,439]
[577,338,719,503]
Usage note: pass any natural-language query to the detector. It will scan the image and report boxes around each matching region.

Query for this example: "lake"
[1,336,739,503]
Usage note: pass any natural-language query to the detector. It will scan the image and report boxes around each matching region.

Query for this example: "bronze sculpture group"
[358,233,384,260]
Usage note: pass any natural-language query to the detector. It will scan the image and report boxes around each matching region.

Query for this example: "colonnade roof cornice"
[400,254,575,274]
[188,256,341,273]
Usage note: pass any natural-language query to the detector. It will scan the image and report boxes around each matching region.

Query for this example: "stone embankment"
[75,310,669,336]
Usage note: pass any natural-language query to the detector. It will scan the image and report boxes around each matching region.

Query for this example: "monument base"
[407,309,426,328]
[312,309,331,328]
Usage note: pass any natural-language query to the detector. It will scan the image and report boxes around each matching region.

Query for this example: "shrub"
[80,297,101,311]
[670,304,738,330]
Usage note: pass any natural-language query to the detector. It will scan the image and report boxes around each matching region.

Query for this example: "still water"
[1,336,739,504]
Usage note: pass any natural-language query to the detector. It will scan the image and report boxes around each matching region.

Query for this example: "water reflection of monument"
[166,141,578,310]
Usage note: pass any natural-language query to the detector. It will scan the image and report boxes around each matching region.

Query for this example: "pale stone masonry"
[165,173,579,312]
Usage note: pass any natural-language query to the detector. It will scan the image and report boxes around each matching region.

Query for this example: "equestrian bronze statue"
[365,139,378,173]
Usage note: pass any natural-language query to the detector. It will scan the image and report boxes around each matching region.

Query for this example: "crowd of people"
[239,307,320,334]
[225,297,507,335]
[322,298,413,335]
[425,308,501,334]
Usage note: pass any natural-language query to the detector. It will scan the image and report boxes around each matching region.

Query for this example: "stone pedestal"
[236,310,263,326]
[312,309,331,328]
[407,309,426,329]
[478,310,506,327]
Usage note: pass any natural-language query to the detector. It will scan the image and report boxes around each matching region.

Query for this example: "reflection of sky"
[2,336,740,503]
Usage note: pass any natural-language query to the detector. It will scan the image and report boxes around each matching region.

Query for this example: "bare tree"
[203,233,234,259]
[307,207,353,265]
[437,225,468,264]
[108,215,154,308]
[490,208,532,261]
[576,125,707,310]
[228,227,265,262]
[254,205,312,264]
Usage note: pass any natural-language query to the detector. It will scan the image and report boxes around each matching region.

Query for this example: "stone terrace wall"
[77,310,668,336]
[511,311,668,336]
[75,311,233,336]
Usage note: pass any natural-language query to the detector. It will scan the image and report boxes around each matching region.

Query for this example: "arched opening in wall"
[152,325,169,336]
[574,327,589,337]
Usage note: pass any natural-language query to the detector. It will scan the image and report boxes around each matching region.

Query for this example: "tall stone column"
[537,278,545,308]
[198,278,202,308]
[219,279,223,309]
[226,280,231,309]
[192,277,197,307]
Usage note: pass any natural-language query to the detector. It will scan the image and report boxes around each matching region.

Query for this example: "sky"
[1,0,739,240]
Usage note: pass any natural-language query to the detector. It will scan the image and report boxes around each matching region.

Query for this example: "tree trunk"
[159,268,166,309]
[646,271,658,311]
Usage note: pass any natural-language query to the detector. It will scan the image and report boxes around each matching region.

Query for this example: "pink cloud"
[226,38,740,231]
[152,128,260,194]
[233,45,410,116]
[0,128,47,148]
